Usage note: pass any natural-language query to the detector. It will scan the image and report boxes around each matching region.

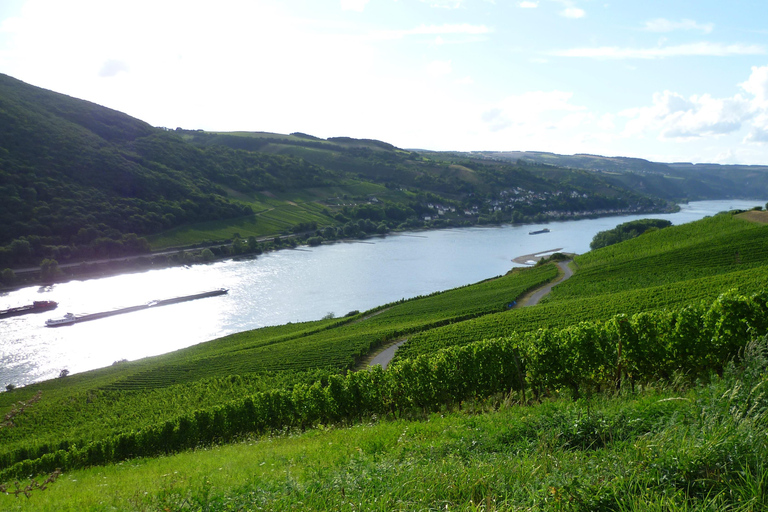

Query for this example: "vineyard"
[0,263,557,471]
[2,210,768,509]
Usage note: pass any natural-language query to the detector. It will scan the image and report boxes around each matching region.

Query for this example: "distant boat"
[0,300,58,319]
[45,312,77,327]
[528,228,550,235]
[44,288,228,327]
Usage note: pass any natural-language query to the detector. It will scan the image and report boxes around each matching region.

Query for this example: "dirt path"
[513,260,573,307]
[366,260,575,369]
[364,338,408,369]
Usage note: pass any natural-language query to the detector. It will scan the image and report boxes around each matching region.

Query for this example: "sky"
[1,0,768,164]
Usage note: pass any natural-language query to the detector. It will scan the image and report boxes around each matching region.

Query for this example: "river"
[0,199,764,388]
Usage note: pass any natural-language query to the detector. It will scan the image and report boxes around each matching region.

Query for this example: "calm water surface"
[1,199,763,387]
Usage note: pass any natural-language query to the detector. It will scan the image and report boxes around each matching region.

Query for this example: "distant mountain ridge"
[471,150,768,201]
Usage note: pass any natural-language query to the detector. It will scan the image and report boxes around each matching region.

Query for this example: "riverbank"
[0,204,683,292]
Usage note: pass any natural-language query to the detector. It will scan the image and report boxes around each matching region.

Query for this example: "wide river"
[1,199,764,388]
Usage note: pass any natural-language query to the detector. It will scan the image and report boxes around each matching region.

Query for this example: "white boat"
[45,312,77,327]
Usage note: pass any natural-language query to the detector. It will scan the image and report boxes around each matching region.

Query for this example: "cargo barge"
[528,228,551,235]
[45,289,227,327]
[0,300,58,319]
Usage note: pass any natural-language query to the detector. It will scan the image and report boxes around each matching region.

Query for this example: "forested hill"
[0,73,672,270]
[0,73,336,266]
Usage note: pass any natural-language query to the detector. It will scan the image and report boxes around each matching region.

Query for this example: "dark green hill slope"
[0,74,339,266]
[183,130,666,204]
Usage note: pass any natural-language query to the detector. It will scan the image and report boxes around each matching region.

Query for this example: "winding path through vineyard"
[518,260,573,307]
[368,260,574,369]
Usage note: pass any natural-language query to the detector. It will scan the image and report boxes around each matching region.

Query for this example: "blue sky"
[1,0,767,164]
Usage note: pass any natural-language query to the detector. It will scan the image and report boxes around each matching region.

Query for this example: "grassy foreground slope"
[5,355,767,511]
[2,211,768,510]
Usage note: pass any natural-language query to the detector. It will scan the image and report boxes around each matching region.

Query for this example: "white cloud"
[712,149,740,164]
[738,65,768,143]
[372,23,492,41]
[616,65,768,151]
[519,1,538,8]
[551,42,766,59]
[745,119,768,143]
[420,0,464,8]
[405,23,492,36]
[597,113,615,130]
[98,59,129,78]
[340,0,369,12]
[560,7,585,18]
[426,60,453,76]
[643,18,714,34]
[621,90,752,140]
[740,65,768,108]
[481,90,585,132]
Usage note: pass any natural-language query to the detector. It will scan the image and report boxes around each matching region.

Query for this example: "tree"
[9,239,32,264]
[232,237,245,254]
[0,268,15,285]
[40,259,59,281]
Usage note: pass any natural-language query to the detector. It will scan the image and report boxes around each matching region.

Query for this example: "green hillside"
[2,211,768,510]
[0,74,334,267]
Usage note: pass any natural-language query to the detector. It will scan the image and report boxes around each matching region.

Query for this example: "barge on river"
[0,300,58,319]
[528,228,551,235]
[45,289,227,327]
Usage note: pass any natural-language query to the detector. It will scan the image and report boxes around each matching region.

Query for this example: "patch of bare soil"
[737,210,768,224]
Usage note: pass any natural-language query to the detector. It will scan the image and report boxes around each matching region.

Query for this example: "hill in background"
[473,150,768,201]
[3,71,767,274]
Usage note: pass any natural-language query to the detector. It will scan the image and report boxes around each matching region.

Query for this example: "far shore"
[0,204,684,293]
